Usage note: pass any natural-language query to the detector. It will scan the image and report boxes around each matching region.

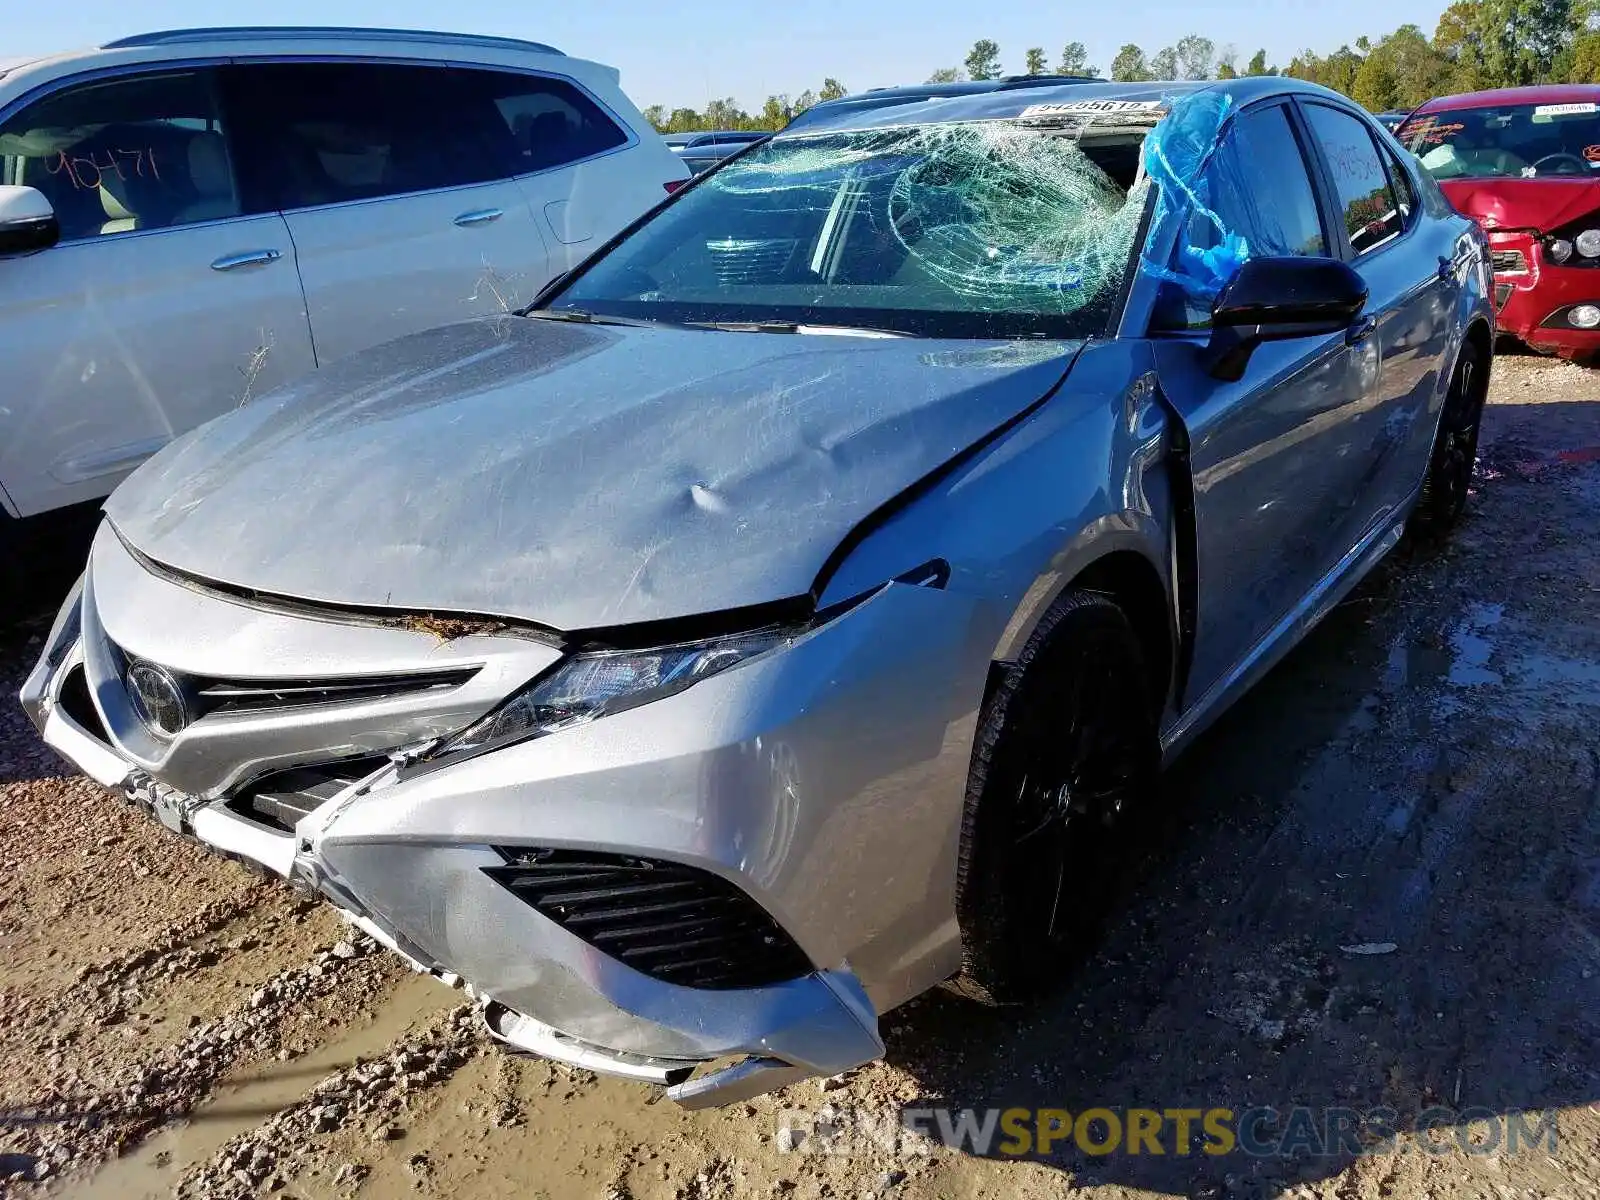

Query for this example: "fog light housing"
[1568,303,1600,328]
[1549,238,1574,263]
[1576,229,1600,258]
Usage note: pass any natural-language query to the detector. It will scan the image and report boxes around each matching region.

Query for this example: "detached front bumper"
[21,533,987,1106]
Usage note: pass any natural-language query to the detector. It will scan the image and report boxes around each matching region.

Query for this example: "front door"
[0,67,316,516]
[1147,100,1380,701]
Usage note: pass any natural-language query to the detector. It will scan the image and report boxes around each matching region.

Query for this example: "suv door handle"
[1346,315,1378,345]
[211,249,282,271]
[453,208,504,227]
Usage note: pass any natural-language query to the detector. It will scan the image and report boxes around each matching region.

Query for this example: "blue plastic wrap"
[1140,92,1249,299]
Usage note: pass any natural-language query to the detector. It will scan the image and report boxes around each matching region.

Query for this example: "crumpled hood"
[1441,177,1600,232]
[106,317,1080,631]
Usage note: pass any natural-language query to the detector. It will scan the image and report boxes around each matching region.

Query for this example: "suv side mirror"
[1204,256,1369,381]
[0,186,60,257]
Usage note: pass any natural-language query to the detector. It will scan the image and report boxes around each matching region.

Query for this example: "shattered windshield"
[1398,102,1600,179]
[547,118,1153,339]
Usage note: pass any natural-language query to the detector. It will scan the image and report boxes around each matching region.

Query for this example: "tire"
[948,589,1161,1006]
[1412,338,1487,533]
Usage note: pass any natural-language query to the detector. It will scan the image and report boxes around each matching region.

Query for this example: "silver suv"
[0,26,686,591]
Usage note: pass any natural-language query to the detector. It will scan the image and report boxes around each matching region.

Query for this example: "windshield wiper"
[683,320,916,338]
[522,308,651,328]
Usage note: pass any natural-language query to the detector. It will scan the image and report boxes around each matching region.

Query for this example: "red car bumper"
[1487,229,1600,357]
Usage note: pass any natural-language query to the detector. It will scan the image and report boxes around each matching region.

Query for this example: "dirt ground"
[1,352,1597,1200]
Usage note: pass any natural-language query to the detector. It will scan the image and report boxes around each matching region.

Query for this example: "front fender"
[816,340,1175,666]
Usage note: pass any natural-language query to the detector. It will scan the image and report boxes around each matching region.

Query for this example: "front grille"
[194,669,478,714]
[1491,249,1527,275]
[105,636,478,722]
[484,848,814,990]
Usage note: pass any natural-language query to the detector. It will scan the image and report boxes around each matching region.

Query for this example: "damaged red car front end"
[1399,86,1600,360]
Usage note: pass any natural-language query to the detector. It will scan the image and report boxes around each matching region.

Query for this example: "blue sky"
[13,0,1453,113]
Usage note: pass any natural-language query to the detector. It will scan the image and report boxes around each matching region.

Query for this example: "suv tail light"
[664,179,687,194]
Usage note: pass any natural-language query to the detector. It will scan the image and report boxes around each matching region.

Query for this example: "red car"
[1398,84,1600,361]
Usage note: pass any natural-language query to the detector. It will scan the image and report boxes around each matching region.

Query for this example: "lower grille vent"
[232,756,391,832]
[485,848,813,990]
[1491,249,1527,275]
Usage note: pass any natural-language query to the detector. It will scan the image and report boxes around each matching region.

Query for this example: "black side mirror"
[0,186,60,257]
[1204,256,1369,381]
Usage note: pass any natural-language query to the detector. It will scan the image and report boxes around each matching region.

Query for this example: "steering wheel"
[1531,152,1589,176]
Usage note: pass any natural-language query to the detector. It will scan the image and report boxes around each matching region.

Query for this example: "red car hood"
[1440,177,1600,232]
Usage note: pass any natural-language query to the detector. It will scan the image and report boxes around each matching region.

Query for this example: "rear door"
[1297,100,1455,527]
[1148,100,1376,701]
[466,67,640,271]
[222,61,553,365]
[0,67,315,517]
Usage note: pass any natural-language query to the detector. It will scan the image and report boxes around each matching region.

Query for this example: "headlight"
[1549,238,1574,263]
[1575,228,1600,258]
[433,626,796,760]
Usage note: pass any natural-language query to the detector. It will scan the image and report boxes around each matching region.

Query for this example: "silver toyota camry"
[22,78,1493,1107]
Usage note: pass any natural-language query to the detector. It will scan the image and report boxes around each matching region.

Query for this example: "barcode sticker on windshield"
[1019,100,1168,119]
[1533,102,1597,116]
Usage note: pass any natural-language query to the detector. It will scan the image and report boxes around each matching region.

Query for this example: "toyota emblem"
[126,662,192,737]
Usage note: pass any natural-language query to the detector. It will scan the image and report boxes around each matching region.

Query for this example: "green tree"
[1176,34,1216,78]
[1058,40,1099,75]
[926,66,965,83]
[965,38,1003,80]
[1434,0,1493,90]
[702,97,747,130]
[1025,47,1049,75]
[666,106,700,133]
[1110,43,1152,81]
[1150,45,1179,78]
[1286,44,1365,95]
[793,89,818,114]
[1215,45,1240,78]
[1569,29,1600,79]
[1354,24,1454,109]
[641,104,667,132]
[1246,48,1272,74]
[757,95,793,129]
[819,77,848,101]
[1482,0,1580,86]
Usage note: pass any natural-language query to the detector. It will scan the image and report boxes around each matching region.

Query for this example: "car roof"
[785,75,1100,129]
[99,26,564,55]
[1411,83,1600,115]
[0,27,621,105]
[782,76,1338,136]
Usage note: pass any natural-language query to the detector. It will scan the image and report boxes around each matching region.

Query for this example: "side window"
[1380,144,1417,226]
[1154,103,1328,329]
[1302,104,1403,255]
[224,63,501,210]
[0,70,238,242]
[468,70,629,176]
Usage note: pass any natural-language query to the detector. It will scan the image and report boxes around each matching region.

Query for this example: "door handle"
[453,208,504,227]
[1345,315,1378,345]
[210,249,282,271]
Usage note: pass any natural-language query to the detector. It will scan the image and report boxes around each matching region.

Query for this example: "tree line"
[645,0,1600,132]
